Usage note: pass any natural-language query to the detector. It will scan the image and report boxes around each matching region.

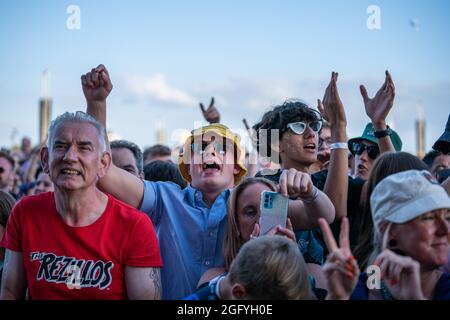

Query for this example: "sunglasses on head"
[287,121,322,135]
[191,140,234,155]
[352,142,380,159]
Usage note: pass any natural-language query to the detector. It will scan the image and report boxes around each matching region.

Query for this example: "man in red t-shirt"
[0,112,162,300]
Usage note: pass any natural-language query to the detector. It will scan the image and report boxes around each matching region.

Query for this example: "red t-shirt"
[0,192,162,300]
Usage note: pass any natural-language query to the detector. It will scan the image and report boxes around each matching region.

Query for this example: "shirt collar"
[184,185,231,208]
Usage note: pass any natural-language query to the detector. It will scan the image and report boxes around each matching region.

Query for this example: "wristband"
[299,187,320,204]
[374,125,392,138]
[329,142,348,150]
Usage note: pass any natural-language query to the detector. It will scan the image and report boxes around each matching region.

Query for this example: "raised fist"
[81,64,113,102]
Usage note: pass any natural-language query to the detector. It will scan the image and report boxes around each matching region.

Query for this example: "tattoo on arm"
[149,268,161,299]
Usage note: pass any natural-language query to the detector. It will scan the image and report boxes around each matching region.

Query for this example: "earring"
[388,239,397,247]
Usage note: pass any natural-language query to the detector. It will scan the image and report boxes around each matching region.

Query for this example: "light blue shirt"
[140,181,230,300]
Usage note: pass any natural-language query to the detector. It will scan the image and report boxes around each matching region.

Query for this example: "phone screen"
[259,191,289,235]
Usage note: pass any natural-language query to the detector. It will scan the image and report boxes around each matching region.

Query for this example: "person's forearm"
[302,190,335,225]
[87,100,107,127]
[372,120,395,153]
[323,124,348,219]
[85,97,144,208]
[288,191,335,231]
[0,288,24,300]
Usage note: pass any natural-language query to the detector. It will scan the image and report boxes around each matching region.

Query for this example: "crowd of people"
[0,65,449,300]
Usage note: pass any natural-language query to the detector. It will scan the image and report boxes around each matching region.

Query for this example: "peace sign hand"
[200,97,220,124]
[319,217,360,300]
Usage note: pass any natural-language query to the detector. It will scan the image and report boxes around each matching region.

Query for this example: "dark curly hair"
[252,99,322,163]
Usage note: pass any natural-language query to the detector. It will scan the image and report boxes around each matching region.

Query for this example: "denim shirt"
[140,181,230,300]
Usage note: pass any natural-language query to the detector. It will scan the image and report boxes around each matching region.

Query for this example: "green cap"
[348,123,402,154]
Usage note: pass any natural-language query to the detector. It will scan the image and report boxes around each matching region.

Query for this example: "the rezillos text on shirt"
[30,252,114,290]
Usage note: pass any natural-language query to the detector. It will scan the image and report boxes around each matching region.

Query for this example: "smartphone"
[259,191,289,236]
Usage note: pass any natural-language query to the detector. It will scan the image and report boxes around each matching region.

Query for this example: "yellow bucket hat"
[178,123,248,184]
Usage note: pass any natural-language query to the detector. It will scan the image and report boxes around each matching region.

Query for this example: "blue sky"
[1,0,449,153]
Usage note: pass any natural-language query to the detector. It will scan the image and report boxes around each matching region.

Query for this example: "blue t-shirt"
[351,272,450,300]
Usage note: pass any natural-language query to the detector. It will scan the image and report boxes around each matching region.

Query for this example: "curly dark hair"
[252,99,322,163]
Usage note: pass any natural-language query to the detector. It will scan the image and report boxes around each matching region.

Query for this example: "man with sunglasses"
[310,121,332,174]
[254,71,404,262]
[348,123,402,180]
[253,97,347,272]
[81,65,248,299]
[82,65,335,299]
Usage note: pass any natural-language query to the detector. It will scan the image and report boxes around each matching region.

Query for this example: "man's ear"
[233,164,241,175]
[98,151,112,179]
[231,283,247,300]
[40,147,50,174]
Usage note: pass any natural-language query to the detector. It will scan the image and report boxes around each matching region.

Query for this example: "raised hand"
[81,64,113,103]
[359,70,395,126]
[319,217,360,300]
[374,249,424,300]
[199,97,220,124]
[318,71,347,128]
[279,168,315,200]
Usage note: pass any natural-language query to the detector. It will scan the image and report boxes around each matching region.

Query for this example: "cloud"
[190,76,298,112]
[125,73,196,106]
[113,73,450,154]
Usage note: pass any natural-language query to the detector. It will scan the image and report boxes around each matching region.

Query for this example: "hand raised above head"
[81,64,113,103]
[318,71,347,128]
[199,97,220,124]
[360,70,395,126]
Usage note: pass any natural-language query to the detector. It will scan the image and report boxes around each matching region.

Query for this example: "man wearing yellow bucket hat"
[178,123,248,190]
[82,65,336,299]
[82,65,252,299]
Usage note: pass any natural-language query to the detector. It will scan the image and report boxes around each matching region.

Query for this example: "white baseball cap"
[371,170,450,231]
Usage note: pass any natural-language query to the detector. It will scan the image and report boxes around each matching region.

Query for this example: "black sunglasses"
[352,142,380,160]
[0,166,4,174]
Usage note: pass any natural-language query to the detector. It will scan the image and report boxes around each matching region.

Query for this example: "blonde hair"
[222,177,277,269]
[228,235,315,300]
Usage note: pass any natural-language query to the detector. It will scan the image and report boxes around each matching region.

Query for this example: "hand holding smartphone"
[259,191,289,235]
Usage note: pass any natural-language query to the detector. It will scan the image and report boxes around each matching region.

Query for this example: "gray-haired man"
[1,112,162,300]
